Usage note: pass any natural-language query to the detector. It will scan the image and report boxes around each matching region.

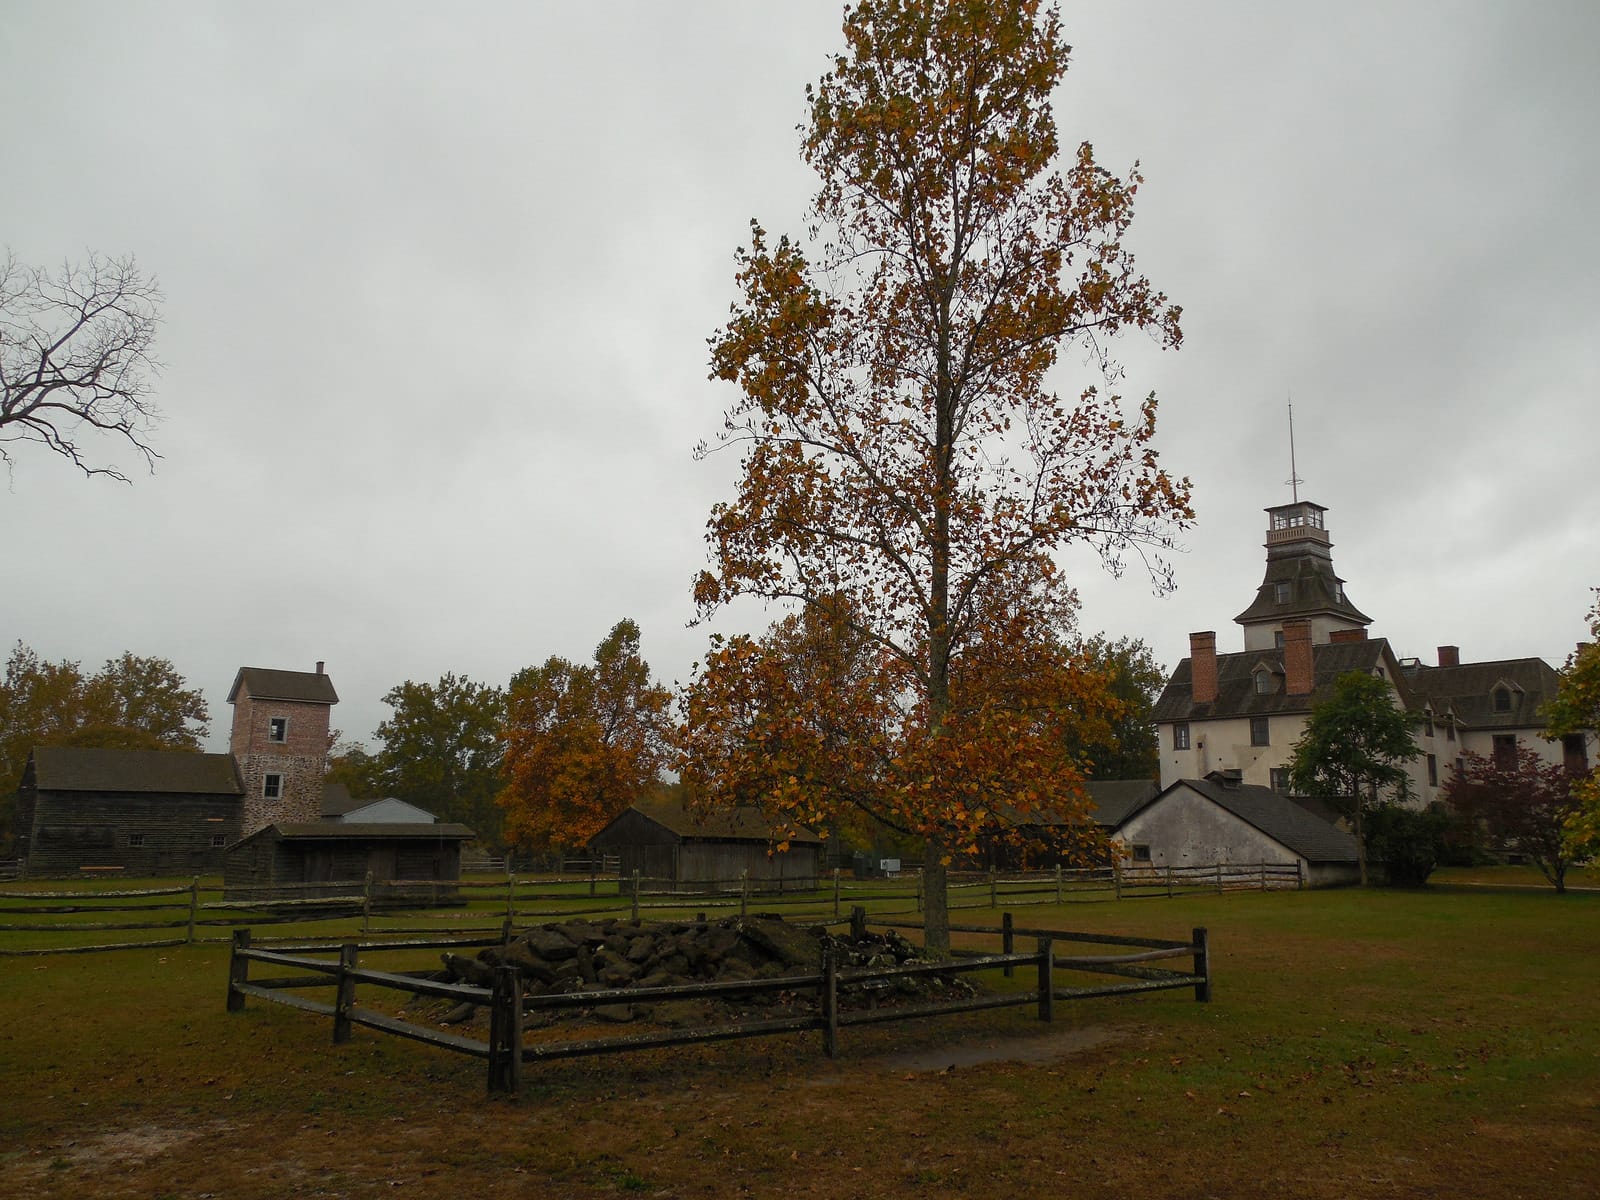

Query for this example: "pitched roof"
[1401,657,1563,731]
[1152,637,1402,723]
[319,781,358,816]
[608,799,824,845]
[1164,777,1358,863]
[1083,780,1160,826]
[29,747,243,795]
[227,667,339,705]
[232,821,476,849]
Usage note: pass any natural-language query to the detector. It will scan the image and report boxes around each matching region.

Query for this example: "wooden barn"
[16,747,244,877]
[587,801,822,893]
[223,821,476,902]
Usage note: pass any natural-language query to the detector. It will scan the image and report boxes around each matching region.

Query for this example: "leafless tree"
[0,251,164,481]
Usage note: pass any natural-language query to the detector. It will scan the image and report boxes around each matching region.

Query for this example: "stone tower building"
[228,663,338,834]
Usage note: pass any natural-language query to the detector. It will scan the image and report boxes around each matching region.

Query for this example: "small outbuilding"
[1113,771,1359,887]
[587,800,823,893]
[223,821,476,903]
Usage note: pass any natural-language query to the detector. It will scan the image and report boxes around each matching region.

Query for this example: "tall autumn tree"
[498,620,673,855]
[1544,591,1599,855]
[693,0,1189,950]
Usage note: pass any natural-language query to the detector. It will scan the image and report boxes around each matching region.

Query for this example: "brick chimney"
[316,660,325,675]
[1190,631,1218,705]
[1329,628,1367,644]
[1284,618,1315,696]
[1437,645,1460,668]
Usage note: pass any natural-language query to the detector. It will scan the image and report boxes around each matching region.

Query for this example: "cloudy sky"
[5,1,1596,752]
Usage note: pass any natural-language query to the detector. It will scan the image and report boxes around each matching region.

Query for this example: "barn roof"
[1155,777,1358,864]
[28,747,243,796]
[227,667,339,705]
[597,800,824,845]
[1084,780,1161,826]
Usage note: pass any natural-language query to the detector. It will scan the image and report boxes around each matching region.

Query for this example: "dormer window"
[1423,709,1435,737]
[1493,687,1512,713]
[1253,668,1276,695]
[1274,582,1291,604]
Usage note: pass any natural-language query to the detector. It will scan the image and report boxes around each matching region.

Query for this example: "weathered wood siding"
[23,789,241,877]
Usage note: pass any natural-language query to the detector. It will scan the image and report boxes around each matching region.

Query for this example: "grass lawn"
[1,879,1596,1198]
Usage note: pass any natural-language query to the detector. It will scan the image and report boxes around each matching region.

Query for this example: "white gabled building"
[1152,500,1594,803]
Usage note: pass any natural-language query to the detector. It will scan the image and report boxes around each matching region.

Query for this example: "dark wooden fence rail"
[225,915,1209,1094]
[5,862,1269,955]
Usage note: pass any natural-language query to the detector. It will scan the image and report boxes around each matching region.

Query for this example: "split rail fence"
[225,913,1210,1094]
[1,860,1289,956]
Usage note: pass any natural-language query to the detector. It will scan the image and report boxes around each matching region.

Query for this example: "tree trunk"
[922,842,950,958]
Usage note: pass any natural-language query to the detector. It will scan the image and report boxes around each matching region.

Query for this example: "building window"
[1132,844,1151,863]
[1274,581,1291,604]
[1493,687,1512,713]
[1423,711,1434,737]
[1270,767,1290,793]
[210,834,228,849]
[1445,717,1455,743]
[268,717,288,743]
[1254,670,1275,695]
[1564,734,1590,774]
[1173,722,1190,751]
[1250,716,1270,746]
[1426,754,1438,787]
[263,773,283,799]
[1274,630,1286,649]
[127,832,145,848]
[1492,735,1517,770]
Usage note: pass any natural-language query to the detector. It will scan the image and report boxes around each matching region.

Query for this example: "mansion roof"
[1401,657,1564,731]
[1152,638,1398,724]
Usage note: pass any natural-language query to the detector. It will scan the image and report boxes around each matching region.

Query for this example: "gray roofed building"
[1153,636,1402,725]
[27,747,243,795]
[227,666,340,705]
[1402,656,1565,732]
[1083,780,1161,826]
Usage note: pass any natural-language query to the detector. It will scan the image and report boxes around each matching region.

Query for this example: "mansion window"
[1173,722,1191,751]
[1426,753,1438,787]
[1270,767,1290,794]
[1493,687,1512,713]
[1274,581,1291,604]
[1445,717,1455,742]
[263,773,283,799]
[1492,735,1517,770]
[1250,716,1270,746]
[268,717,288,743]
[1564,734,1590,774]
[1274,630,1286,649]
[1423,711,1434,737]
[1254,670,1276,695]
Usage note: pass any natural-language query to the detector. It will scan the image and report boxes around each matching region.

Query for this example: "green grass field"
[1,874,1596,1198]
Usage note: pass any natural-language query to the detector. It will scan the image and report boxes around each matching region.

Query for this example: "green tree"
[499,620,673,855]
[1543,591,1600,857]
[1073,635,1164,781]
[694,0,1188,952]
[1288,670,1420,885]
[367,675,506,846]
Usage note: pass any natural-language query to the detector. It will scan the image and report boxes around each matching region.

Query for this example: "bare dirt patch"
[877,1023,1126,1073]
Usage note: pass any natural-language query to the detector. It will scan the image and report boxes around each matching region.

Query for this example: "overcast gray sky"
[5,1,1596,751]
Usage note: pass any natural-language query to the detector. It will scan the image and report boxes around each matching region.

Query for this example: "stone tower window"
[268,717,288,743]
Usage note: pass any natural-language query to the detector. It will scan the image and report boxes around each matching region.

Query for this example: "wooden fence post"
[1260,862,1267,891]
[849,905,867,941]
[989,868,997,909]
[1298,859,1306,890]
[915,871,923,914]
[487,964,523,1095]
[833,868,841,920]
[362,870,374,934]
[1192,927,1212,1003]
[1036,936,1054,1023]
[821,947,839,1059]
[740,869,749,918]
[187,875,200,944]
[1002,911,1015,978]
[333,943,358,1043]
[1112,857,1122,900]
[227,928,251,1012]
[505,865,515,929]
[1054,864,1062,905]
[630,869,641,921]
